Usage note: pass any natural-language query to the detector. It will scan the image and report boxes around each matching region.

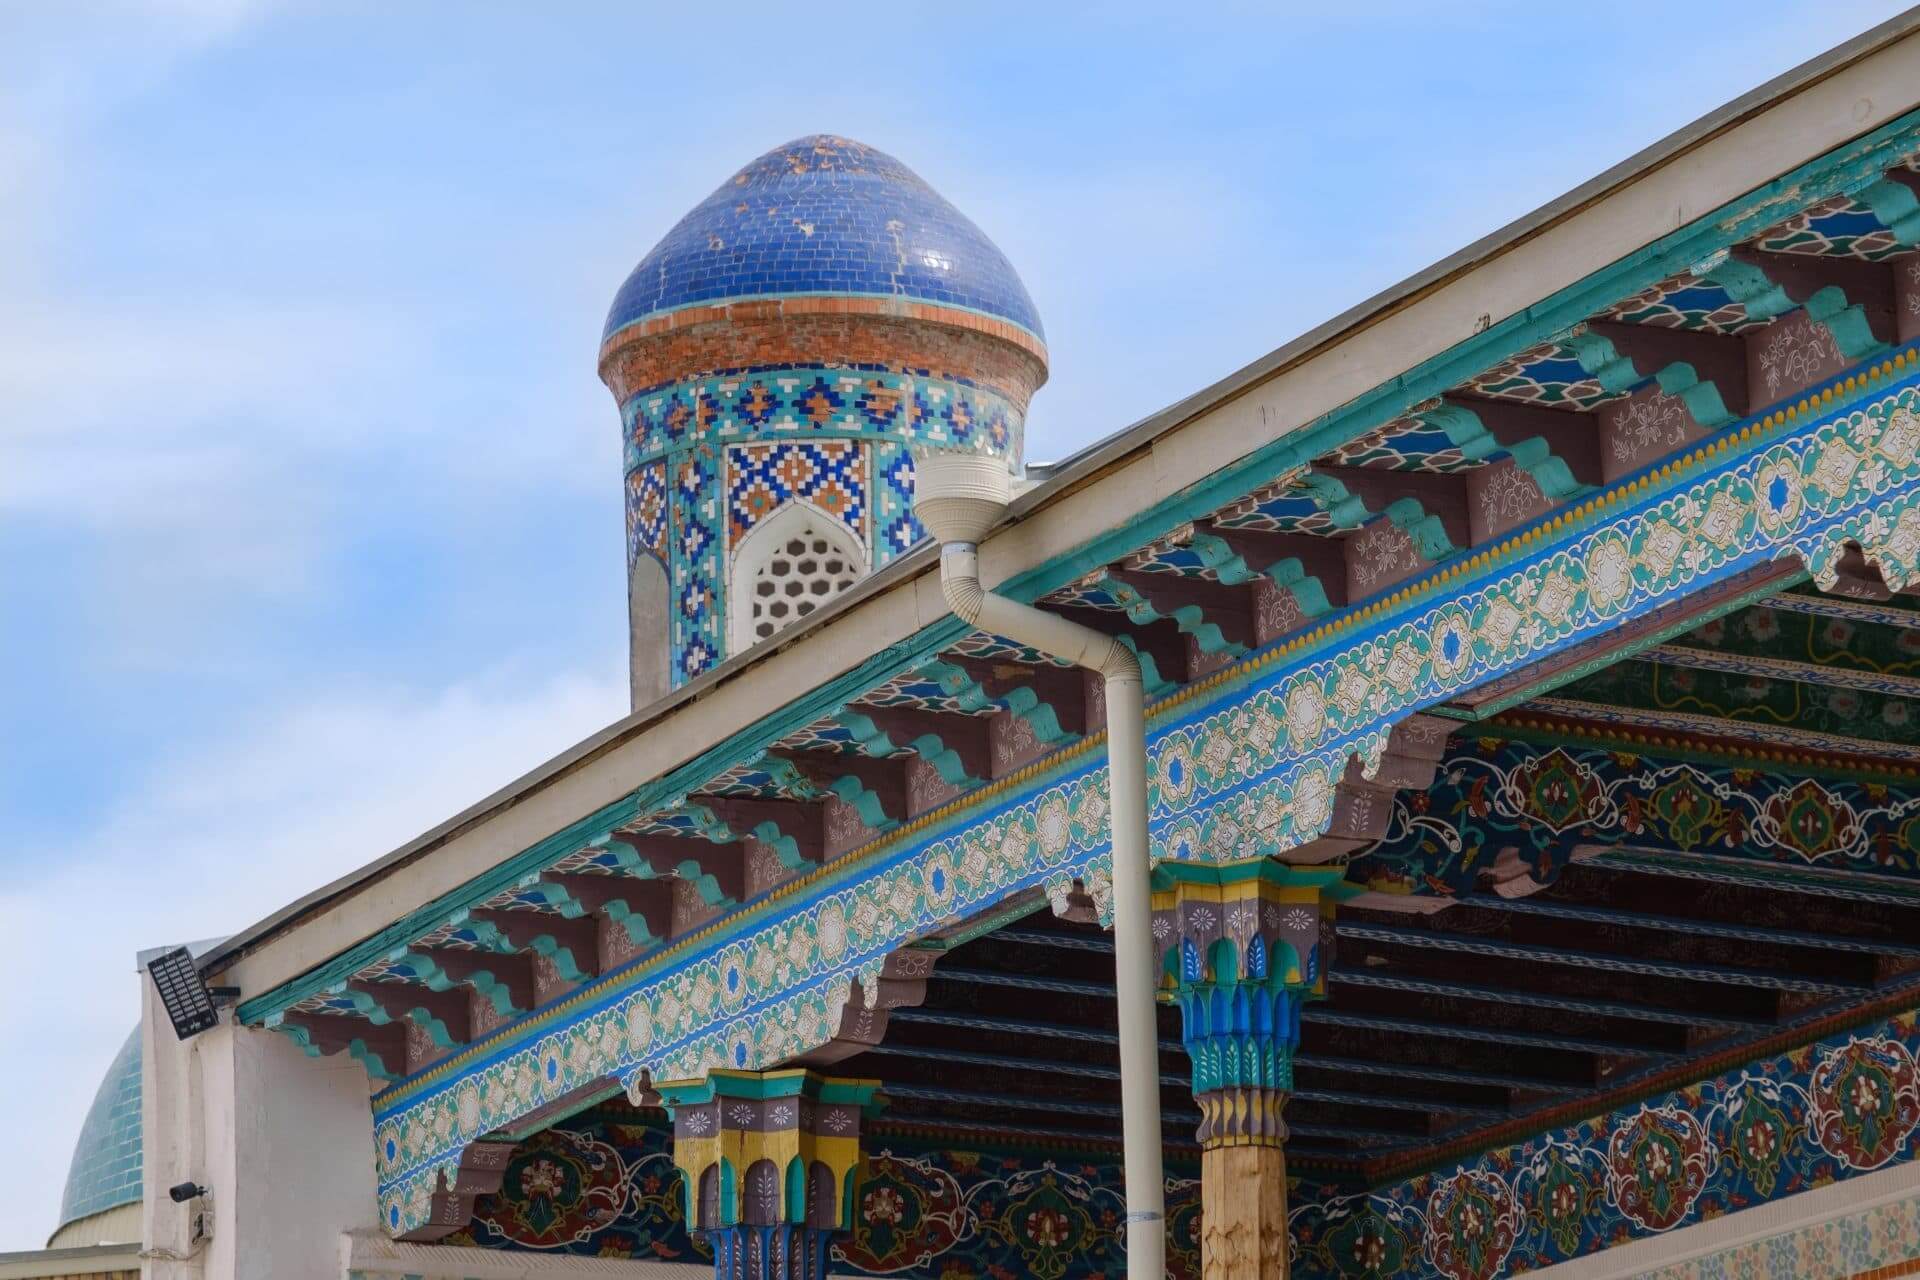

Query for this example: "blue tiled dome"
[604,135,1044,344]
[58,1027,142,1231]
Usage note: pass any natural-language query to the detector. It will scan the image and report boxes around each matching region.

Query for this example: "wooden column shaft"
[1201,1143,1290,1280]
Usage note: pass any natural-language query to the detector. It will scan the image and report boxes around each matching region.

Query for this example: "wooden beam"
[840,705,994,786]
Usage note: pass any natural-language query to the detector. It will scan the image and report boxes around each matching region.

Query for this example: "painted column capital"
[652,1069,884,1279]
[1152,859,1357,1149]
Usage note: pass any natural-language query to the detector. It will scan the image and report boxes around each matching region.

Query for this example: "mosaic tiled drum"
[599,134,1049,705]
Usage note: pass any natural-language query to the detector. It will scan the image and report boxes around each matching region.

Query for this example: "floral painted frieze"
[1352,737,1920,895]
[1288,1009,1920,1278]
[374,353,1920,1233]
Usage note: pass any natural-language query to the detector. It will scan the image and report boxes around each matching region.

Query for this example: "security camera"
[168,1182,207,1204]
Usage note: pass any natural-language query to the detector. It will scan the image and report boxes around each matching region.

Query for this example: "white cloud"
[0,664,625,1249]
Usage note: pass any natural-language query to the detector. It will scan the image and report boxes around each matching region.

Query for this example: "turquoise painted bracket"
[835,709,982,786]
[407,949,528,1017]
[1297,470,1375,528]
[1290,471,1458,557]
[1168,527,1265,585]
[513,931,594,983]
[1096,573,1247,658]
[1415,401,1585,501]
[391,997,466,1051]
[307,979,465,1052]
[755,746,899,831]
[585,832,740,907]
[1116,631,1179,699]
[1698,253,1888,363]
[1381,497,1455,561]
[918,659,1080,746]
[1806,283,1890,362]
[1695,253,1798,321]
[1566,328,1739,429]
[1856,175,1920,246]
[596,897,670,948]
[682,800,808,870]
[1563,329,1646,396]
[274,1019,404,1084]
[1655,361,1737,430]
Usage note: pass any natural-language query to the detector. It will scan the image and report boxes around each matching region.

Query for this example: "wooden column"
[1153,859,1356,1280]
[1201,1145,1291,1278]
[652,1069,883,1280]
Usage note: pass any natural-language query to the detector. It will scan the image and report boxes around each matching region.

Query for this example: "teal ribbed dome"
[57,1027,142,1231]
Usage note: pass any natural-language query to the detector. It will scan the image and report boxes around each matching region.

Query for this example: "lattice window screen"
[730,507,867,654]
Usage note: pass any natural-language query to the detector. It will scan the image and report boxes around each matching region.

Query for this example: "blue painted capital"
[708,1222,836,1280]
[1152,859,1357,1147]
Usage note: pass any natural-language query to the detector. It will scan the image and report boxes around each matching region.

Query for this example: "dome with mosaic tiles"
[602,134,1044,344]
[599,133,1049,711]
[51,1026,142,1246]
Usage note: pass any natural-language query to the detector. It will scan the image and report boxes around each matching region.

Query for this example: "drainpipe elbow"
[936,542,1138,681]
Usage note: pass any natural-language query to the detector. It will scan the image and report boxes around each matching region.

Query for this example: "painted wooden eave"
[1010,6,1920,518]
[201,8,1920,1002]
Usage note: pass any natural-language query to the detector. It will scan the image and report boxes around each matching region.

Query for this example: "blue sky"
[0,0,1900,1249]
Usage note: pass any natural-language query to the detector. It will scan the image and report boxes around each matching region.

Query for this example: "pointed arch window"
[728,504,868,655]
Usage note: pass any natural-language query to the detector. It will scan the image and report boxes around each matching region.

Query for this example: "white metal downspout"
[915,453,1166,1276]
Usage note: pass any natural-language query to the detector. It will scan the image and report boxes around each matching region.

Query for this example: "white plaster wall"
[140,977,203,1279]
[142,978,381,1280]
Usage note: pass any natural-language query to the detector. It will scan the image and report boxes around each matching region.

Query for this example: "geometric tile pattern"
[726,440,867,549]
[872,438,925,565]
[624,363,1021,685]
[624,460,668,567]
[1121,536,1225,579]
[1464,339,1627,409]
[943,629,1076,668]
[624,366,1022,464]
[670,444,723,681]
[1601,270,1768,335]
[1212,477,1341,535]
[1638,1188,1920,1279]
[603,135,1045,343]
[1754,194,1908,262]
[857,670,999,716]
[771,717,876,755]
[1322,413,1482,473]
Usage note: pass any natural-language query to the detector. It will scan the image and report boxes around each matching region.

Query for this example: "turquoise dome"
[604,134,1044,343]
[57,1027,142,1231]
